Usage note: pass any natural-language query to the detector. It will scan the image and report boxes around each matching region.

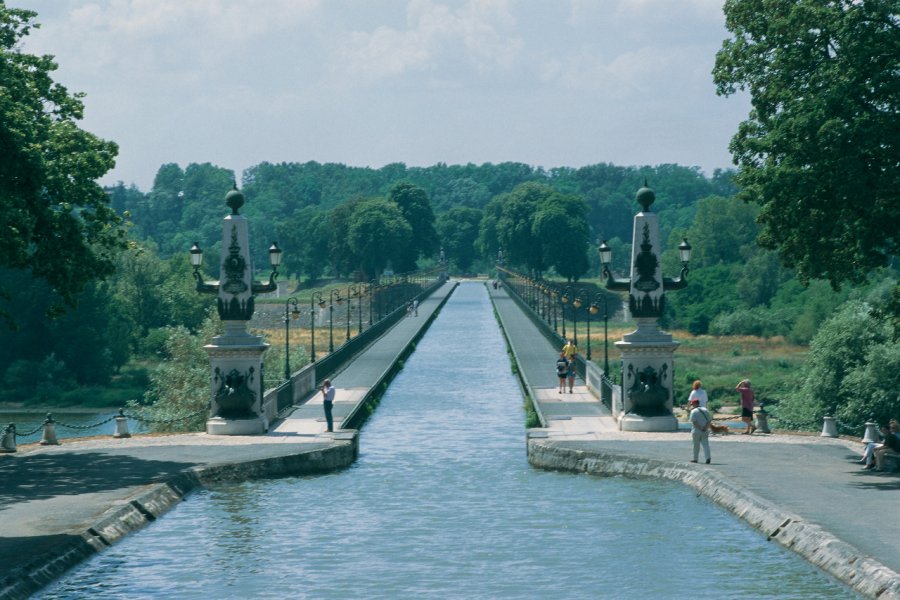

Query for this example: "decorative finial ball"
[636,182,655,212]
[225,185,244,215]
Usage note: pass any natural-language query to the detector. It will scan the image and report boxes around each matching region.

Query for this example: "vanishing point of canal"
[39,283,856,599]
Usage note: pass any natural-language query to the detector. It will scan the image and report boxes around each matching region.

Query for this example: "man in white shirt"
[689,398,712,464]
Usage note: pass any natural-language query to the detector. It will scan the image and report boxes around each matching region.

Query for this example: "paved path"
[487,280,900,587]
[274,280,458,436]
[0,281,457,599]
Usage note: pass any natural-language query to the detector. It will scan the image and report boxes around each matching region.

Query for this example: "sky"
[19,0,751,192]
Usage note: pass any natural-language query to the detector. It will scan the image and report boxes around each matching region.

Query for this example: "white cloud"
[333,0,523,83]
[19,0,748,190]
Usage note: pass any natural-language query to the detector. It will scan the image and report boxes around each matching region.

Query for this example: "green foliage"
[687,196,758,268]
[714,0,900,290]
[0,5,126,320]
[347,198,413,280]
[487,182,591,278]
[709,307,793,338]
[132,313,222,432]
[775,301,895,430]
[666,265,742,334]
[838,339,900,428]
[389,182,439,271]
[436,206,482,272]
[276,206,330,282]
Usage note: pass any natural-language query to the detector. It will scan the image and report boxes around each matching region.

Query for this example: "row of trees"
[2,1,898,428]
[111,159,735,278]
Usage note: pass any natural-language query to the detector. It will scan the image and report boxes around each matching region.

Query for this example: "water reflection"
[38,283,857,599]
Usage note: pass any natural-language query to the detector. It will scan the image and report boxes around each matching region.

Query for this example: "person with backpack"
[556,352,568,394]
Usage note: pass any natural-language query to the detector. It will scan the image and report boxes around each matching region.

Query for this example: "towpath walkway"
[488,280,900,598]
[0,281,457,599]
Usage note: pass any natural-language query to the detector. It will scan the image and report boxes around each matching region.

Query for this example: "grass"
[573,321,807,410]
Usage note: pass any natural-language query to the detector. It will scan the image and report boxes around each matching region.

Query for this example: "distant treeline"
[109,160,736,270]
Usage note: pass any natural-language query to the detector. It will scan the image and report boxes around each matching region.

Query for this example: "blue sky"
[21,0,750,191]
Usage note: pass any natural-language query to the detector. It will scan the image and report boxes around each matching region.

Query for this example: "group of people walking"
[555,339,578,393]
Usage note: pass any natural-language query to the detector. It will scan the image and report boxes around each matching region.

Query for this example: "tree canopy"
[0,4,125,319]
[714,0,900,288]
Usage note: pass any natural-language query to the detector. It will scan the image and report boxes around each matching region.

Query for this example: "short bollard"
[755,408,771,434]
[40,413,60,446]
[113,409,131,438]
[0,424,16,453]
[820,416,838,438]
[861,422,879,443]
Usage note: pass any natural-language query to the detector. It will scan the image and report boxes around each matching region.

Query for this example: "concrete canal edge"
[0,438,358,600]
[527,439,900,600]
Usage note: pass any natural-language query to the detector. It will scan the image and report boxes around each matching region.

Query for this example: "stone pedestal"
[205,321,269,435]
[616,318,679,432]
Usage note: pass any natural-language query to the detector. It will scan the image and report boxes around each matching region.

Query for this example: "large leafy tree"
[347,198,412,280]
[0,4,126,319]
[714,0,900,288]
[276,206,330,282]
[436,206,482,272]
[388,181,438,272]
[533,192,590,281]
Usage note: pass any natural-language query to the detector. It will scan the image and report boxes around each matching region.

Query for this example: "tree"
[776,300,892,430]
[714,0,900,288]
[347,198,412,280]
[0,5,126,320]
[276,206,330,282]
[687,196,759,268]
[533,193,590,281]
[436,207,482,272]
[388,182,438,271]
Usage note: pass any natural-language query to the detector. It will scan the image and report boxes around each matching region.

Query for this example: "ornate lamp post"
[346,284,356,342]
[580,290,592,360]
[550,286,559,332]
[283,297,300,380]
[328,289,342,352]
[189,186,282,435]
[572,289,583,346]
[597,182,692,431]
[589,294,610,372]
[560,286,571,339]
[357,284,367,333]
[310,291,324,363]
[368,280,377,325]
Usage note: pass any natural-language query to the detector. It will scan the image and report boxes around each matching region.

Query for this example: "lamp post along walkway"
[598,183,691,432]
[190,186,283,435]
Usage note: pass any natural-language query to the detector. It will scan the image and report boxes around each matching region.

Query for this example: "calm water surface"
[39,283,856,599]
[0,411,146,443]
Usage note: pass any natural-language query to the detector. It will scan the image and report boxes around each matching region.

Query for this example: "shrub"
[775,301,890,430]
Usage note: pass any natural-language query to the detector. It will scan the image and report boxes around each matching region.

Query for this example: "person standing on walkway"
[321,379,335,432]
[689,397,712,464]
[566,356,577,393]
[562,339,577,361]
[413,299,419,316]
[556,352,569,394]
[736,379,756,435]
[688,380,708,408]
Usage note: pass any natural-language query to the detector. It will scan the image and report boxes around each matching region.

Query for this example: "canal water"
[38,283,855,599]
